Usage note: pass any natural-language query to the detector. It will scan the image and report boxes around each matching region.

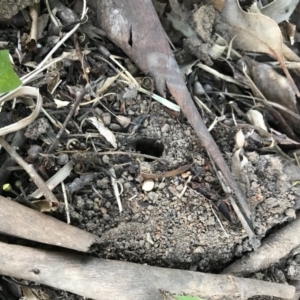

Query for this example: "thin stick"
[210,204,229,238]
[71,151,168,164]
[61,182,70,224]
[29,3,39,42]
[47,90,87,153]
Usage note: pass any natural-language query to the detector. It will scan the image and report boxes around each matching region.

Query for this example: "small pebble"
[28,145,42,161]
[161,123,170,133]
[101,112,111,125]
[109,123,122,131]
[105,201,112,209]
[103,214,111,221]
[142,179,155,191]
[158,182,165,189]
[85,199,94,210]
[102,155,110,164]
[56,153,69,165]
[100,207,107,214]
[147,205,154,211]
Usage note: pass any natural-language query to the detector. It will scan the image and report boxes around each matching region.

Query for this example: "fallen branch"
[0,241,295,300]
[222,214,300,276]
[0,196,98,252]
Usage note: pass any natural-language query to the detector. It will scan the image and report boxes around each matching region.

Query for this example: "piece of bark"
[222,214,300,277]
[0,196,98,252]
[0,241,295,300]
[97,0,256,244]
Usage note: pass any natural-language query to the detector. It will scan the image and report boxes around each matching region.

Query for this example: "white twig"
[110,168,122,213]
[210,204,229,238]
[61,182,70,224]
[178,175,192,199]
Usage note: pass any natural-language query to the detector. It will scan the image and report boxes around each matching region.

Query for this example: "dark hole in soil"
[135,138,164,160]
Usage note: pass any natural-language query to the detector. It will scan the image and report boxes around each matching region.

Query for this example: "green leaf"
[174,296,204,300]
[0,50,21,93]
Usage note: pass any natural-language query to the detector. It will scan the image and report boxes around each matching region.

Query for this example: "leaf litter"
[1,0,300,299]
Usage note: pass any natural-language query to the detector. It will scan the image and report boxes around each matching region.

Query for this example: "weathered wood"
[0,196,98,252]
[0,241,295,300]
[223,214,300,276]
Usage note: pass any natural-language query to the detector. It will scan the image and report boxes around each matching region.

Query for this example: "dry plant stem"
[0,137,59,205]
[71,151,168,164]
[0,241,295,300]
[47,90,87,154]
[29,3,39,42]
[73,33,89,83]
[0,196,97,251]
[223,214,300,276]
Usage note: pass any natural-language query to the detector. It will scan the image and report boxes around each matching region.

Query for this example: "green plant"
[0,50,21,93]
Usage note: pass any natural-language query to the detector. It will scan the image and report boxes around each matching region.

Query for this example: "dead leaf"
[217,0,300,96]
[87,116,117,149]
[231,130,248,181]
[243,57,300,135]
[260,0,299,24]
[31,199,58,212]
[247,110,268,131]
[233,129,245,152]
[54,99,70,108]
[96,73,120,94]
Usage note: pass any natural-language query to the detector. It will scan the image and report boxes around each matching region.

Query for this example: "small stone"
[105,202,112,209]
[132,213,140,220]
[103,214,111,221]
[124,182,131,190]
[85,199,94,210]
[148,192,158,202]
[146,233,154,245]
[56,153,69,165]
[128,110,135,116]
[176,184,184,191]
[100,207,107,214]
[109,123,122,131]
[97,178,109,189]
[28,145,42,161]
[285,208,296,219]
[74,196,84,210]
[142,179,155,191]
[161,123,170,133]
[102,155,110,164]
[158,182,165,189]
[147,205,154,211]
[101,113,111,125]
[194,246,204,254]
[116,115,131,128]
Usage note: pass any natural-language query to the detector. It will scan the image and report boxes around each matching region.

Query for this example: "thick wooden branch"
[0,196,98,252]
[223,214,300,276]
[0,242,295,300]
